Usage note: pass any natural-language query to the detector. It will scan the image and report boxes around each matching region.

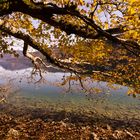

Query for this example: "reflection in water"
[0,53,140,121]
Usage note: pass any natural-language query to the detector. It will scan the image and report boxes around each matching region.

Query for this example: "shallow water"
[0,53,140,121]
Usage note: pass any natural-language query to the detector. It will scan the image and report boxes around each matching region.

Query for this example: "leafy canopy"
[0,0,139,95]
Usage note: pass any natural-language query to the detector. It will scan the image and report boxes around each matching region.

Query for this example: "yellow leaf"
[79,0,84,5]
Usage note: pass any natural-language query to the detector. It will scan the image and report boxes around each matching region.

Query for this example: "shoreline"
[0,51,140,139]
[0,103,140,139]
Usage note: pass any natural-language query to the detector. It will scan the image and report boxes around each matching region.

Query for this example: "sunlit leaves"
[0,0,139,95]
[0,32,19,57]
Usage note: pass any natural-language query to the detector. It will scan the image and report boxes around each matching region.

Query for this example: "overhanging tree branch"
[0,0,139,56]
[0,22,90,74]
[0,21,114,76]
[0,0,126,37]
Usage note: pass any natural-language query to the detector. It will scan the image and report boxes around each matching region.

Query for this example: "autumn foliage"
[0,0,139,94]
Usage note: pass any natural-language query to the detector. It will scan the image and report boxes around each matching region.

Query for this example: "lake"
[0,52,140,121]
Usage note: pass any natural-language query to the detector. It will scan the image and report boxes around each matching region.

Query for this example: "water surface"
[0,53,140,121]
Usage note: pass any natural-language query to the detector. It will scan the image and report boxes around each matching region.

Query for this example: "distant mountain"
[0,50,64,72]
